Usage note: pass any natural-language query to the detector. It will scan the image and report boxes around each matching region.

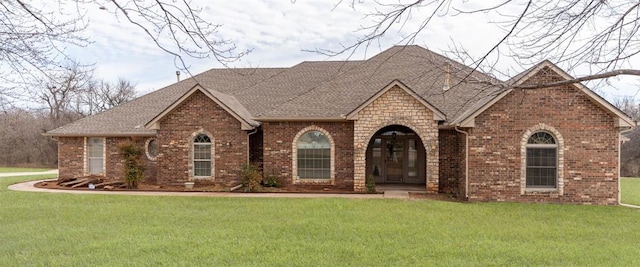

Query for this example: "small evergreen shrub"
[366,175,376,193]
[241,163,262,192]
[262,174,280,187]
[117,140,145,189]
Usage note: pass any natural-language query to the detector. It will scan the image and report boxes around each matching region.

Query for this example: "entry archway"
[365,125,426,184]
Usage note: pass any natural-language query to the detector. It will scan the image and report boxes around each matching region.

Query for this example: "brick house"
[45,45,634,205]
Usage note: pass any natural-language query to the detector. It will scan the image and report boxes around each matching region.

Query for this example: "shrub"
[366,175,376,193]
[262,174,280,187]
[117,141,145,189]
[241,163,262,192]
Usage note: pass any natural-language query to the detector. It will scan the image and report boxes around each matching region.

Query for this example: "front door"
[367,132,425,184]
[385,138,404,182]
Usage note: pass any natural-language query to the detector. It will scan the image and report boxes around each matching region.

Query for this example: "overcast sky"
[62,1,640,100]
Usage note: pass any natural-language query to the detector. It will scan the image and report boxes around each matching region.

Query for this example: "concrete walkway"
[620,203,640,209]
[7,179,640,206]
[0,169,58,178]
[7,179,415,199]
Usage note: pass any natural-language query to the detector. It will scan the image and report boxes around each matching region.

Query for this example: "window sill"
[294,178,334,185]
[193,176,214,180]
[523,187,559,194]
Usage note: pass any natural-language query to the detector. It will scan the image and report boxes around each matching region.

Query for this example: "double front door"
[366,134,426,184]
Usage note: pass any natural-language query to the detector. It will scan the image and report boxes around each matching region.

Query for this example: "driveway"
[0,169,58,178]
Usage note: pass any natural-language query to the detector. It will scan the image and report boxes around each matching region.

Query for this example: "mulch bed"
[34,178,459,201]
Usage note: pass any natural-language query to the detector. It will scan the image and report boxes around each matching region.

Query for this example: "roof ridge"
[253,60,368,117]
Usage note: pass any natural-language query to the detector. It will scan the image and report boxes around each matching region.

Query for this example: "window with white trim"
[86,137,104,174]
[526,132,557,188]
[296,131,331,179]
[193,134,212,177]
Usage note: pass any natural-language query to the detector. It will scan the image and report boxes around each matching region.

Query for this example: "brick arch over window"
[189,130,215,180]
[520,123,564,195]
[292,125,335,185]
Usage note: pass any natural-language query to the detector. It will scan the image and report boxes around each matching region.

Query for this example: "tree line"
[0,65,135,167]
[617,96,640,177]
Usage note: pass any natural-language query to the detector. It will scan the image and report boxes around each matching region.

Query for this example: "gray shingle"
[46,45,506,136]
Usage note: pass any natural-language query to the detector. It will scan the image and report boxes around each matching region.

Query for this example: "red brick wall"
[57,137,157,182]
[57,137,85,180]
[156,90,248,186]
[468,67,619,205]
[438,129,466,197]
[262,121,354,190]
[105,137,157,183]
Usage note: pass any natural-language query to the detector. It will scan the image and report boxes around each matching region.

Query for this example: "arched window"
[526,132,557,188]
[296,130,331,179]
[193,134,212,177]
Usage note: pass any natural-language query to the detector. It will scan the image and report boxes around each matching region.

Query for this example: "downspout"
[454,126,469,200]
[230,127,259,192]
[247,128,259,163]
[618,127,634,205]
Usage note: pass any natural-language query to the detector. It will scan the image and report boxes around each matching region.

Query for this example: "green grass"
[0,167,51,173]
[1,175,640,266]
[621,177,640,206]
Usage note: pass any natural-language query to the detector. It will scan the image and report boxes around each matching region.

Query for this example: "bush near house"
[117,141,145,189]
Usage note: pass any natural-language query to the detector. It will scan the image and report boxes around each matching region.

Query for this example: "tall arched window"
[526,132,557,188]
[296,130,331,179]
[193,134,212,177]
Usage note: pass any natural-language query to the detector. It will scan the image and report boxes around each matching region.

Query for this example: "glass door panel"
[407,139,418,178]
[386,139,404,182]
[371,138,383,183]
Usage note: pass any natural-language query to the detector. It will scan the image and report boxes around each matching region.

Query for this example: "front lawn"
[1,175,639,266]
[621,177,640,206]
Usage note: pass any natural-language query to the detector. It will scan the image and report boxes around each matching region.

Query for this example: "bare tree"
[37,63,94,127]
[1,64,138,167]
[35,62,137,120]
[0,0,88,103]
[0,108,57,166]
[324,0,640,87]
[611,95,640,176]
[78,78,137,116]
[1,0,249,103]
[613,95,640,121]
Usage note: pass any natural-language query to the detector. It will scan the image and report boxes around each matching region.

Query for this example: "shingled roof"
[46,45,508,136]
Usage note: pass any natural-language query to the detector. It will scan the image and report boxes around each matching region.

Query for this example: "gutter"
[454,126,469,200]
[254,117,346,122]
[41,132,157,138]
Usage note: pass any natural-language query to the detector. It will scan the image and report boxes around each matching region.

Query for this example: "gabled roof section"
[455,60,635,128]
[45,67,282,137]
[255,45,503,121]
[512,61,635,128]
[346,79,446,121]
[451,88,511,127]
[145,84,259,131]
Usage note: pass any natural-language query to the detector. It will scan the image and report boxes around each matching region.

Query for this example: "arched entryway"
[365,125,426,185]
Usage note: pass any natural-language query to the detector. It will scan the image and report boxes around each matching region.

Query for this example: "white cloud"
[31,0,640,99]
